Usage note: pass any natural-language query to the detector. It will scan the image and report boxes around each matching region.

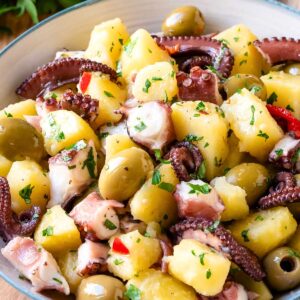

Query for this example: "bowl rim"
[0,0,300,299]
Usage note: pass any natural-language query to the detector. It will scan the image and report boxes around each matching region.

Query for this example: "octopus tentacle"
[165,141,203,182]
[16,58,117,99]
[254,37,300,65]
[0,177,41,242]
[154,36,234,78]
[178,56,212,73]
[170,217,265,281]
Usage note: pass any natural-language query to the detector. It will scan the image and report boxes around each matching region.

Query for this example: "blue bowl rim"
[0,0,299,299]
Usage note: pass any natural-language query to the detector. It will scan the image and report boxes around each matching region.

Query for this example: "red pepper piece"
[79,72,92,94]
[266,104,300,139]
[112,237,130,255]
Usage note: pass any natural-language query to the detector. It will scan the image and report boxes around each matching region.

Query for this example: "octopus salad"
[2,5,300,300]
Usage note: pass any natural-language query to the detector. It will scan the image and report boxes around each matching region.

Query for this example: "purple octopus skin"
[0,176,42,242]
[16,58,117,99]
[154,35,234,78]
[259,172,300,209]
[170,217,265,281]
[254,37,300,65]
[165,141,203,182]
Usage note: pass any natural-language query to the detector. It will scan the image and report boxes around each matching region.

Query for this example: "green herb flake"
[188,183,211,195]
[286,104,295,112]
[275,148,283,158]
[158,182,175,192]
[42,226,54,237]
[196,101,206,112]
[142,79,151,93]
[250,86,261,94]
[153,149,170,164]
[19,274,27,280]
[4,111,13,118]
[291,148,300,163]
[233,37,239,42]
[206,269,212,279]
[170,70,175,78]
[151,76,163,81]
[114,258,124,265]
[52,277,62,284]
[124,284,141,300]
[152,169,161,185]
[82,147,96,178]
[236,88,242,94]
[118,38,123,45]
[288,248,300,259]
[214,157,222,167]
[104,90,114,98]
[124,37,138,57]
[204,142,209,148]
[257,130,269,141]
[255,215,264,221]
[241,229,250,242]
[199,253,206,265]
[68,165,76,170]
[196,162,206,179]
[99,132,109,139]
[250,105,256,125]
[266,92,278,104]
[56,131,65,141]
[205,220,220,233]
[134,121,147,132]
[184,134,203,142]
[19,184,34,205]
[104,219,117,230]
[136,238,141,243]
[116,60,122,77]
[239,60,247,66]
[224,167,231,175]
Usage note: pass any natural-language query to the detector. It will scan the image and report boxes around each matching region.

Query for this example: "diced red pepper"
[112,237,129,255]
[79,72,92,93]
[266,104,300,138]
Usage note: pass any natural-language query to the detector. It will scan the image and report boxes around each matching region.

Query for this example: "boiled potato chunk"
[107,230,162,280]
[7,160,50,214]
[40,110,100,156]
[0,99,36,120]
[221,88,283,161]
[171,101,229,180]
[0,154,12,176]
[85,18,129,69]
[168,239,230,296]
[127,269,197,300]
[130,163,179,227]
[58,250,82,294]
[34,205,82,255]
[288,225,300,252]
[120,29,173,83]
[229,207,297,257]
[82,73,127,126]
[210,176,249,221]
[214,24,268,77]
[105,134,138,162]
[261,71,300,119]
[132,62,178,102]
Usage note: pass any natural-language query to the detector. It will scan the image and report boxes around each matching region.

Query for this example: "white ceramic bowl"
[0,0,300,299]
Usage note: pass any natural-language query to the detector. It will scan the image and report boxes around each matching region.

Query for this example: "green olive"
[225,163,269,206]
[162,6,205,36]
[77,275,125,300]
[0,118,44,161]
[284,63,300,76]
[99,147,154,201]
[224,74,267,100]
[263,247,300,291]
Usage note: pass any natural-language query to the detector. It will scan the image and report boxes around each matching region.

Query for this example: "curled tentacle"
[0,177,42,242]
[178,56,212,73]
[254,37,300,65]
[170,217,265,281]
[165,141,203,181]
[16,58,117,99]
[154,35,234,78]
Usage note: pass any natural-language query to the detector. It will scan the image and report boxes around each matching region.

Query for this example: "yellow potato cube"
[210,176,249,221]
[132,62,178,103]
[229,207,297,257]
[288,225,300,252]
[120,29,173,83]
[7,160,50,214]
[130,163,179,227]
[214,24,268,77]
[107,230,162,280]
[40,110,100,156]
[0,99,36,120]
[34,205,82,255]
[261,71,300,119]
[85,18,129,69]
[0,154,12,177]
[221,88,283,161]
[168,239,230,296]
[126,269,197,300]
[171,101,229,180]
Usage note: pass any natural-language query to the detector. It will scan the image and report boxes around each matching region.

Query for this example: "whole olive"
[284,63,300,76]
[0,118,44,161]
[224,74,267,100]
[77,275,125,300]
[162,6,205,36]
[225,163,269,206]
[99,147,154,201]
[263,247,300,291]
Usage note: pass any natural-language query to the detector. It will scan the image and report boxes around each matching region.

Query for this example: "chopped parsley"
[291,148,300,163]
[275,148,283,157]
[68,165,76,170]
[250,105,256,125]
[199,253,206,265]
[153,149,170,164]
[104,219,117,230]
[204,142,209,148]
[251,86,261,94]
[255,215,264,221]
[19,184,34,205]
[196,101,206,112]
[196,162,206,179]
[99,132,109,139]
[114,258,124,265]
[257,130,269,141]
[52,277,62,284]
[116,60,122,77]
[4,111,13,118]
[158,182,175,192]
[152,169,161,185]
[286,104,295,112]
[82,148,96,178]
[241,229,250,242]
[124,284,141,300]
[134,121,147,132]
[56,131,65,141]
[104,90,114,98]
[124,37,138,56]
[224,167,231,175]
[239,60,247,66]
[42,226,54,237]
[47,114,65,142]
[152,169,175,192]
[214,157,222,167]
[288,248,300,259]
[266,92,278,105]
[205,220,220,233]
[206,269,212,279]
[118,38,124,45]
[151,76,163,81]
[142,79,151,93]
[233,36,239,42]
[184,134,203,142]
[188,183,211,195]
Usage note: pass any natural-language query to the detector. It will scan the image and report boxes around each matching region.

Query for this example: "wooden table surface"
[0,0,299,299]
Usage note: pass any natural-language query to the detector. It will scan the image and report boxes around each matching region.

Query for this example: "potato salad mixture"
[2,5,300,300]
